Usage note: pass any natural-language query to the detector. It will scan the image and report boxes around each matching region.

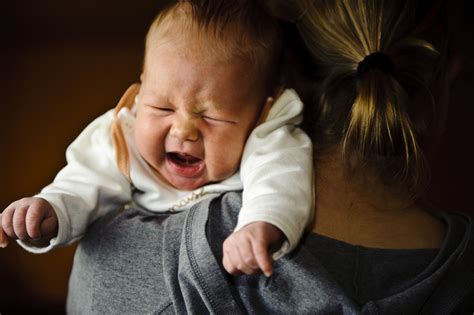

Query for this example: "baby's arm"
[1,197,58,247]
[223,89,313,276]
[7,110,131,253]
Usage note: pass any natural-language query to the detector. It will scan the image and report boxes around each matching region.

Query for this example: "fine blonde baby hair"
[144,0,282,95]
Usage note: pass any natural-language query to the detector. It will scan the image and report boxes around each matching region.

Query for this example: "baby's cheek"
[211,143,244,180]
[134,127,157,164]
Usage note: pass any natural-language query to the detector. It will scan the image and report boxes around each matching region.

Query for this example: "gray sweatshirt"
[67,192,474,314]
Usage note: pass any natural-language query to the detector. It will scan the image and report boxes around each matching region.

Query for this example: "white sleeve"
[18,110,132,253]
[236,89,313,259]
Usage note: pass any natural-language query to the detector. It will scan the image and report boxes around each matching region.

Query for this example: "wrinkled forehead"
[146,27,242,66]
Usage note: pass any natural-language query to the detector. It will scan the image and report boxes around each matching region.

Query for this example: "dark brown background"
[0,1,473,314]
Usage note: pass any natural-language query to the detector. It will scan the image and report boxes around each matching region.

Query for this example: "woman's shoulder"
[421,210,474,313]
[434,210,473,263]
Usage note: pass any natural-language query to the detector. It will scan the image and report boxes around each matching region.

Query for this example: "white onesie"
[18,88,313,258]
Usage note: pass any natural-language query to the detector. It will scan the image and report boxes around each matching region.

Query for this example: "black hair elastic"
[357,52,394,76]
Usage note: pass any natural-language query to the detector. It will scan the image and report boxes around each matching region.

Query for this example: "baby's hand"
[0,197,58,247]
[223,222,283,277]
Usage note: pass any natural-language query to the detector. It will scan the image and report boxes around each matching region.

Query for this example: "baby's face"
[135,39,264,190]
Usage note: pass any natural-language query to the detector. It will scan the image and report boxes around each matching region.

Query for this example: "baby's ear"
[140,73,145,83]
[257,96,274,125]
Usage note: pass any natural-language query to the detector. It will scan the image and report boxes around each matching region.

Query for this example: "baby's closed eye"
[145,105,175,117]
[202,114,236,125]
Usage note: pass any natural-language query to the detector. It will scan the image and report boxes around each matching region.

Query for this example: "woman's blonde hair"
[291,0,448,194]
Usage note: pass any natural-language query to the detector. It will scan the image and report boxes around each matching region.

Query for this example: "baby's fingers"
[223,237,259,275]
[236,239,260,274]
[40,217,58,240]
[223,241,242,275]
[223,252,239,275]
[13,205,29,240]
[1,206,17,239]
[0,213,9,248]
[25,204,45,240]
[252,240,273,277]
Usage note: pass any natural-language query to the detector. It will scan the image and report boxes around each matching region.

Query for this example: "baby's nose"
[170,116,199,142]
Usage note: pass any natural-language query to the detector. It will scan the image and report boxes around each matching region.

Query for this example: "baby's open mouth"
[166,152,205,178]
[166,152,202,166]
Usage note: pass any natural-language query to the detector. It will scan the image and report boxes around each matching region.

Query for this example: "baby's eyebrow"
[140,93,159,103]
[142,94,173,107]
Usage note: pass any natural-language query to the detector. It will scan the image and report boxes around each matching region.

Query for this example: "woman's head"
[282,0,448,196]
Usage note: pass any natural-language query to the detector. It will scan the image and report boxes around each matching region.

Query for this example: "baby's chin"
[166,175,209,191]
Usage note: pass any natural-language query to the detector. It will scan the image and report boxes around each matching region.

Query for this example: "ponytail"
[294,0,445,193]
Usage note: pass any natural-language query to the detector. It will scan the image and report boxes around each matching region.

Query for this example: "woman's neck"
[312,153,445,249]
